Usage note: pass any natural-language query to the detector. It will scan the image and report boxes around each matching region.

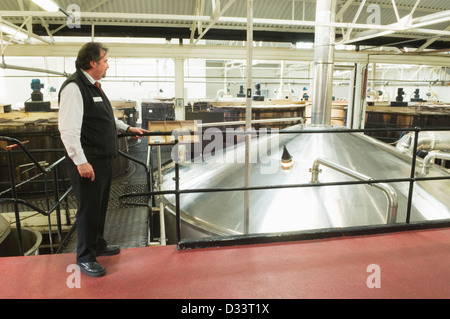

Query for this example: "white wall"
[205,61,313,100]
[0,56,70,109]
[0,57,207,112]
[369,65,450,102]
[1,57,450,112]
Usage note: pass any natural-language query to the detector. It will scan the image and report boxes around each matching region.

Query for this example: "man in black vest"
[59,42,146,277]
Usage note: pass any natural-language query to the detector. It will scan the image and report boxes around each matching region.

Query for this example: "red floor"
[0,228,449,299]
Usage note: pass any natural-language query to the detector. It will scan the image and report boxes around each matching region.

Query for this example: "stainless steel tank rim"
[178,219,450,250]
[161,197,240,236]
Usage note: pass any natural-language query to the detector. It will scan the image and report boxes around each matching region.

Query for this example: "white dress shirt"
[58,70,128,165]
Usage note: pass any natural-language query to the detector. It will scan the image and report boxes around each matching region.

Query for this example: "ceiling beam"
[0,10,211,22]
[190,0,201,44]
[16,0,33,34]
[340,0,367,43]
[2,42,450,67]
[0,18,53,45]
[417,25,450,52]
[2,10,449,35]
[86,0,111,12]
[340,8,450,45]
[1,7,449,48]
[194,0,236,45]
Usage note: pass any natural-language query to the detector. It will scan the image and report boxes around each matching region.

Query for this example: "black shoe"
[77,261,106,277]
[97,244,120,257]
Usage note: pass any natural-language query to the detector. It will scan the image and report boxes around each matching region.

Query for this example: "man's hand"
[77,162,95,181]
[127,126,148,139]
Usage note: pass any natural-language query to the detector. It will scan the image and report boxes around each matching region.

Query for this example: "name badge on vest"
[93,96,103,102]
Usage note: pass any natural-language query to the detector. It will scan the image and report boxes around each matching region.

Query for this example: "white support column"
[174,57,185,121]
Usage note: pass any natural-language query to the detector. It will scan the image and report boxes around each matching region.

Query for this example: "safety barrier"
[0,136,72,255]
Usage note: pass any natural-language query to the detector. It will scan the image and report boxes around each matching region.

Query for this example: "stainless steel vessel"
[161,125,450,239]
[160,0,449,241]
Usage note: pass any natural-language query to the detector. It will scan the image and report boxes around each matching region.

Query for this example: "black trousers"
[67,156,113,263]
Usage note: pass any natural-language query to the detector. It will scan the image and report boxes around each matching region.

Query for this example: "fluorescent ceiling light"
[335,44,356,51]
[296,42,313,49]
[32,0,59,12]
[0,24,28,40]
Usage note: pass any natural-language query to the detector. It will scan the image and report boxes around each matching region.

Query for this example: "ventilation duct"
[311,0,337,126]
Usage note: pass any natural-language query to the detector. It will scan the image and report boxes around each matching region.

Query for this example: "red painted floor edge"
[0,228,449,299]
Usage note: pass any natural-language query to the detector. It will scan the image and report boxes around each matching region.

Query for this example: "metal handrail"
[117,149,155,242]
[309,158,398,224]
[0,136,71,255]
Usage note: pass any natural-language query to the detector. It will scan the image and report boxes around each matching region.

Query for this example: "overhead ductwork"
[311,0,337,126]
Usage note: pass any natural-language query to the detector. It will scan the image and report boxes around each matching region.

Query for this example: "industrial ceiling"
[1,0,450,51]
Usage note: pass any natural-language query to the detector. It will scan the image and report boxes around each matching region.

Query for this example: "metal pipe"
[124,174,449,199]
[6,150,24,256]
[53,167,62,243]
[156,144,167,245]
[396,131,450,154]
[311,0,336,125]
[159,202,167,245]
[174,138,181,245]
[198,117,305,128]
[279,60,285,98]
[119,126,427,139]
[244,0,254,234]
[420,151,450,176]
[310,158,398,224]
[406,129,420,224]
[157,146,163,189]
[0,62,69,77]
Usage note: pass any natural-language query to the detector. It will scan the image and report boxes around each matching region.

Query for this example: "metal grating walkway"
[61,206,150,253]
[61,180,151,253]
